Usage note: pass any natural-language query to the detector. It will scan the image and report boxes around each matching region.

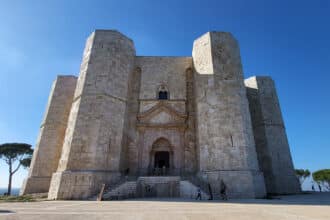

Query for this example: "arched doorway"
[149,138,173,175]
[154,151,170,168]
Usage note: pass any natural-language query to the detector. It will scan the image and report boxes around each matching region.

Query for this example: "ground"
[0,193,329,220]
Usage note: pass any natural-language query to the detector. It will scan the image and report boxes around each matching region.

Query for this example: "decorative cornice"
[137,122,187,129]
[138,101,187,120]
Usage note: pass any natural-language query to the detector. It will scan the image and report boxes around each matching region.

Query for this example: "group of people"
[153,166,167,176]
[196,180,228,201]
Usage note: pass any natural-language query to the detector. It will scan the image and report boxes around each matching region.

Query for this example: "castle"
[21,30,300,199]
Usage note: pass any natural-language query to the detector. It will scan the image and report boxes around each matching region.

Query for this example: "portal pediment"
[137,102,187,126]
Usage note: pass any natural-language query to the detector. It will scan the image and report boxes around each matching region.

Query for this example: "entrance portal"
[149,138,173,175]
[154,151,170,168]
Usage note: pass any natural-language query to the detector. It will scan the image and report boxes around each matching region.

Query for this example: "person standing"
[220,180,228,200]
[196,186,202,200]
[208,183,213,200]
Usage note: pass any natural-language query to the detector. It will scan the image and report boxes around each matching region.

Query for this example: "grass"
[0,195,36,202]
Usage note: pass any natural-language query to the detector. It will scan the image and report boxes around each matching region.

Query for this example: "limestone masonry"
[21,30,300,199]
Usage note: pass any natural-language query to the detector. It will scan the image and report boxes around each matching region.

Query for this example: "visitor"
[196,186,202,200]
[208,183,213,200]
[162,165,166,176]
[220,180,228,200]
[125,168,129,181]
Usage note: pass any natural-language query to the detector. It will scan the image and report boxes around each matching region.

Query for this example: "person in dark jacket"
[196,186,202,200]
[220,180,228,200]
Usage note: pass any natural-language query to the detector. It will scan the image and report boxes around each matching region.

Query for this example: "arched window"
[158,91,168,100]
[158,84,169,100]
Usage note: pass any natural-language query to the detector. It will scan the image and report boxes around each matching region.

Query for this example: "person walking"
[220,180,228,200]
[196,186,202,200]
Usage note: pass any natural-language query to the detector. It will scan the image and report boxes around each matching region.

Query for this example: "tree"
[313,169,330,191]
[295,169,311,185]
[0,143,33,195]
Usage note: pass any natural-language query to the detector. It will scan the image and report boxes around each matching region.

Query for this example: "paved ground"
[0,193,329,220]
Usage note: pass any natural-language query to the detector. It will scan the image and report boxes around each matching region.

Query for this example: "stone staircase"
[102,181,137,200]
[96,176,210,200]
[180,180,209,199]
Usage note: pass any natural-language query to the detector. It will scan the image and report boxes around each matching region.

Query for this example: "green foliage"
[0,143,33,195]
[313,169,330,185]
[0,195,35,202]
[0,143,33,163]
[295,169,311,184]
[20,156,32,168]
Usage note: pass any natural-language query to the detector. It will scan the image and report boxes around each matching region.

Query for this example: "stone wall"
[245,76,300,194]
[136,176,180,197]
[184,68,197,174]
[48,30,136,199]
[136,56,192,100]
[192,32,266,198]
[21,76,77,195]
[134,56,194,176]
[123,67,142,175]
[180,180,208,199]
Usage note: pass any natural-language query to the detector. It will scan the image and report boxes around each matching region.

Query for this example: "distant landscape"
[0,188,20,196]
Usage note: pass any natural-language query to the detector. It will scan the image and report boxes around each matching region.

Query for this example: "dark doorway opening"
[154,151,170,168]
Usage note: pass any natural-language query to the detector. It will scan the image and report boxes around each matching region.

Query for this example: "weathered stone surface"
[192,32,266,198]
[21,76,77,195]
[48,30,136,199]
[245,76,301,194]
[23,30,298,200]
[137,176,180,197]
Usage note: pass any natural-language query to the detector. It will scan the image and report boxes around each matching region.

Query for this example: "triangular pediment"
[137,102,187,125]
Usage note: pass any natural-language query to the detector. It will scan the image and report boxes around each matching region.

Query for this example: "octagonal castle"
[21,30,300,199]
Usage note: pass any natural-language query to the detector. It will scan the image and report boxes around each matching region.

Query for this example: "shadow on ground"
[121,192,330,206]
[0,210,14,213]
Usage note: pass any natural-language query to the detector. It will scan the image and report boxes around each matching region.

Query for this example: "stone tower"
[192,32,266,198]
[20,76,77,194]
[245,77,300,194]
[21,30,300,199]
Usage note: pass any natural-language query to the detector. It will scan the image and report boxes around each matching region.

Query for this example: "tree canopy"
[295,169,310,184]
[313,169,330,185]
[0,143,33,195]
[0,143,32,162]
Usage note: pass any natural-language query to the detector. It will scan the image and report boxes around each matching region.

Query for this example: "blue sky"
[0,0,329,188]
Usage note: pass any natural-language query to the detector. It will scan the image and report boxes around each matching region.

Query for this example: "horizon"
[0,0,329,188]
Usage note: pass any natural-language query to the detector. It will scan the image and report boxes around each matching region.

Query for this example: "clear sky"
[0,0,329,188]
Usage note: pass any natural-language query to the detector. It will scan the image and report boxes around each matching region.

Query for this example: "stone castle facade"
[21,30,300,199]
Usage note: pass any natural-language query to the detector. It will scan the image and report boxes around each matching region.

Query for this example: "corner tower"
[48,30,136,199]
[192,32,266,198]
[245,76,300,194]
[21,76,77,195]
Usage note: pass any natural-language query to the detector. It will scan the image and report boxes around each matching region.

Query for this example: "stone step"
[95,176,210,200]
[102,181,137,200]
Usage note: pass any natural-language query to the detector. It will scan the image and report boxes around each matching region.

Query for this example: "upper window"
[158,91,168,100]
[158,84,169,100]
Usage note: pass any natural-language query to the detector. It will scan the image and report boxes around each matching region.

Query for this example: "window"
[158,91,168,100]
[158,84,169,100]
